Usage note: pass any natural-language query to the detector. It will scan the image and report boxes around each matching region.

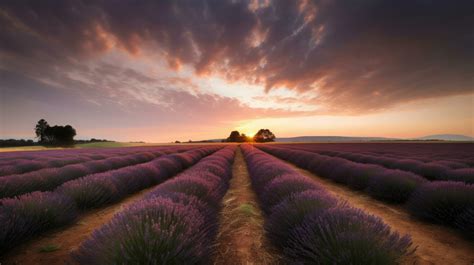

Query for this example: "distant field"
[0,141,233,153]
[0,143,472,264]
[0,142,165,152]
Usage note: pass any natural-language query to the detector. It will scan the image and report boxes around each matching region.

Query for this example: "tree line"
[225,129,276,143]
[35,119,77,146]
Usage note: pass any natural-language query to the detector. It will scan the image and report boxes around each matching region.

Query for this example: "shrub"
[261,174,320,212]
[346,164,380,190]
[82,160,110,172]
[72,199,211,265]
[0,151,168,199]
[266,190,339,247]
[108,166,152,195]
[447,168,474,184]
[243,145,413,264]
[57,175,120,209]
[285,207,412,265]
[73,146,235,264]
[367,170,427,203]
[406,181,474,225]
[437,160,468,169]
[454,208,474,240]
[154,176,220,209]
[144,191,218,236]
[0,192,77,253]
[151,157,183,180]
[1,161,44,175]
[0,168,59,198]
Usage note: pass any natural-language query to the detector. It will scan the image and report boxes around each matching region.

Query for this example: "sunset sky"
[1,0,473,142]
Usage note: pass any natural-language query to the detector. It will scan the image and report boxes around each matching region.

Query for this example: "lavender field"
[2,0,473,263]
[0,143,473,264]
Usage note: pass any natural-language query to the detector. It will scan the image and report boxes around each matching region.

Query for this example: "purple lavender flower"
[286,207,413,264]
[367,169,427,203]
[72,198,210,265]
[0,191,77,253]
[406,181,474,225]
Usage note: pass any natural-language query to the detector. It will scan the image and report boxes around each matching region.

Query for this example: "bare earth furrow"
[213,147,281,265]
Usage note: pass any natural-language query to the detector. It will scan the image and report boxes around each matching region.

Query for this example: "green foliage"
[253,129,276,142]
[239,203,256,216]
[39,244,61,252]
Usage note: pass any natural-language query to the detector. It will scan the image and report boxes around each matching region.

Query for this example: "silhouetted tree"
[253,129,276,142]
[44,125,77,145]
[226,130,251,142]
[227,131,242,142]
[35,119,49,143]
[0,139,35,147]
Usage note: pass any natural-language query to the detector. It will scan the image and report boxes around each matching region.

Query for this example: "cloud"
[1,0,473,114]
[1,66,307,141]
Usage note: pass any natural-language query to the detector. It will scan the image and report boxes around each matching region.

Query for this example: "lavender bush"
[286,207,412,265]
[0,191,77,253]
[0,151,163,198]
[261,174,321,212]
[367,170,427,203]
[455,208,474,239]
[57,175,120,209]
[447,168,474,184]
[241,144,412,264]
[0,146,222,254]
[72,198,210,265]
[266,190,339,247]
[406,181,474,226]
[73,146,236,264]
[153,176,220,209]
[259,145,474,234]
[57,147,220,209]
[284,144,473,183]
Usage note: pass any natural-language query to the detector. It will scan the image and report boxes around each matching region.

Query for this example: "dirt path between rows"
[279,159,474,265]
[213,148,281,265]
[1,185,158,265]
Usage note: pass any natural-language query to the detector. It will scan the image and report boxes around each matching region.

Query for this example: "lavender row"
[297,145,473,169]
[280,144,473,183]
[0,145,168,162]
[72,146,236,264]
[57,147,221,209]
[276,143,474,164]
[258,145,474,238]
[0,146,222,254]
[241,144,412,264]
[0,146,190,176]
[0,146,146,167]
[0,147,193,198]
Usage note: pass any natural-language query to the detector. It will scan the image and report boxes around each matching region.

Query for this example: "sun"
[244,131,255,137]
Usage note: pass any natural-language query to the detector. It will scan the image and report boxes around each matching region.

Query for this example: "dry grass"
[213,148,282,265]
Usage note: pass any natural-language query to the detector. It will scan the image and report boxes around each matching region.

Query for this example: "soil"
[213,148,282,265]
[0,185,158,265]
[280,159,474,265]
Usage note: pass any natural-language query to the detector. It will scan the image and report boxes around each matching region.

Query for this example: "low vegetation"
[0,142,472,263]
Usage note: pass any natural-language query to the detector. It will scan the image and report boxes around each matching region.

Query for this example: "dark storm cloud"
[1,0,473,113]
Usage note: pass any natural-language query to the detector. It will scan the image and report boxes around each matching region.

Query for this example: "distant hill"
[204,134,473,143]
[415,134,474,141]
[274,134,474,142]
[275,136,397,142]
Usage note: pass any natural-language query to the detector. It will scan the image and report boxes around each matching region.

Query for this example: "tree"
[43,125,77,145]
[226,131,250,142]
[253,129,276,142]
[227,131,242,142]
[35,119,49,143]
